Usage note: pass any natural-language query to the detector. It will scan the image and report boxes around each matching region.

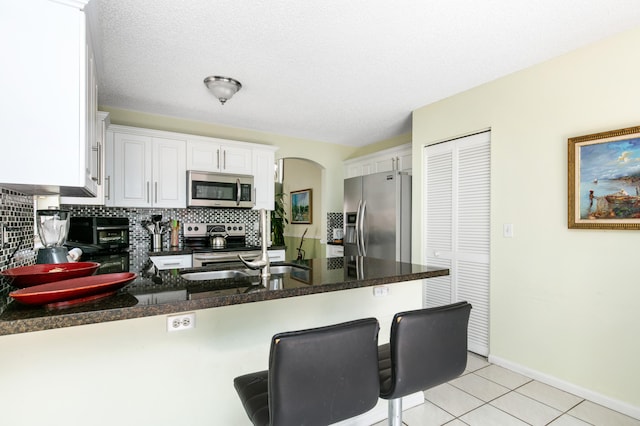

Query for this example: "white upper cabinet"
[252,147,277,210]
[344,144,412,178]
[111,128,186,208]
[187,140,253,175]
[106,125,277,209]
[61,111,110,205]
[0,0,98,196]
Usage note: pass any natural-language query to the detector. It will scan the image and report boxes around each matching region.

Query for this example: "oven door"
[192,250,260,267]
[187,171,254,208]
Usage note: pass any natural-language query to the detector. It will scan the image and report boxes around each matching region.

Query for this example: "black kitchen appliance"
[66,217,130,254]
[65,217,130,275]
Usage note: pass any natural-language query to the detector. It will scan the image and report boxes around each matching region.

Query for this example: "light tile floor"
[373,353,640,426]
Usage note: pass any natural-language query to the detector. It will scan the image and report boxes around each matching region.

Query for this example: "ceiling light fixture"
[204,76,242,105]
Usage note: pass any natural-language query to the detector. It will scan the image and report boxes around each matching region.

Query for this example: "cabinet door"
[61,112,110,205]
[373,156,395,173]
[221,145,253,174]
[396,149,412,172]
[186,141,252,174]
[113,133,152,207]
[0,1,92,190]
[186,140,219,172]
[152,137,186,208]
[252,148,275,210]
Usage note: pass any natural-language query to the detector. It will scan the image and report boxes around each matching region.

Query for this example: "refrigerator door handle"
[360,200,367,256]
[355,200,362,255]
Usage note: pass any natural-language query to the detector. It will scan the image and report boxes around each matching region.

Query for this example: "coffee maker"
[36,209,71,264]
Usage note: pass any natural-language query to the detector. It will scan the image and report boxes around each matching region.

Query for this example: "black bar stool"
[378,301,472,426]
[234,318,380,426]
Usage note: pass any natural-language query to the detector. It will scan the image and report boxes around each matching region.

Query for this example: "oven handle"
[193,251,259,263]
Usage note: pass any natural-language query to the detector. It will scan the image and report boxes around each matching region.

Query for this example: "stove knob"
[193,226,199,232]
[238,225,243,231]
[187,226,193,231]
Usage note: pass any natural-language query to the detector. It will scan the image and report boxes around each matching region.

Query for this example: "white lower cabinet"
[149,254,192,270]
[111,130,186,208]
[268,249,286,262]
[326,245,344,258]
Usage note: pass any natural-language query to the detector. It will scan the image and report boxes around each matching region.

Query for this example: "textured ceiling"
[96,0,640,147]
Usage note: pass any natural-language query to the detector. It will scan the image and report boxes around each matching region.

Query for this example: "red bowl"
[1,262,101,288]
[9,272,136,306]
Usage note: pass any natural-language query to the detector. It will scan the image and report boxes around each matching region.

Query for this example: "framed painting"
[568,125,640,229]
[291,188,312,224]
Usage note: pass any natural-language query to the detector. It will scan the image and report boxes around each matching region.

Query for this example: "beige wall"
[412,26,640,415]
[282,158,323,259]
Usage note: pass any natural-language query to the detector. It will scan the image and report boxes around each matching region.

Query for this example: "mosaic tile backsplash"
[0,187,37,300]
[326,212,343,241]
[61,205,263,249]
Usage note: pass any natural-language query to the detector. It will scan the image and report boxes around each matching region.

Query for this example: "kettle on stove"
[210,233,228,248]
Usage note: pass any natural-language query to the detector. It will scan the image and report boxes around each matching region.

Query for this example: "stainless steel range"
[184,222,261,267]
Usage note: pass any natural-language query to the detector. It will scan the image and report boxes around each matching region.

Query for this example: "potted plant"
[271,192,288,246]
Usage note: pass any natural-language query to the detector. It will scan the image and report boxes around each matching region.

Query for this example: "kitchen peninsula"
[0,256,447,426]
[0,256,448,336]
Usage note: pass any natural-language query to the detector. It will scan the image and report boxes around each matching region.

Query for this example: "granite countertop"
[0,256,448,336]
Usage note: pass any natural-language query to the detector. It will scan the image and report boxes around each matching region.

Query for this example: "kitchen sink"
[180,264,309,281]
[241,265,307,276]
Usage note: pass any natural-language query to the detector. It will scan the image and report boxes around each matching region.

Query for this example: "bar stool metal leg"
[389,398,402,426]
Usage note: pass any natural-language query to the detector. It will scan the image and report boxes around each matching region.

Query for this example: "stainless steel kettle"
[210,233,227,248]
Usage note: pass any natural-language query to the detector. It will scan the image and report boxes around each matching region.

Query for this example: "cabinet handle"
[146,182,150,203]
[223,150,226,169]
[96,141,102,185]
[105,176,111,200]
[91,141,102,184]
[217,149,220,169]
[391,157,395,170]
[155,182,158,203]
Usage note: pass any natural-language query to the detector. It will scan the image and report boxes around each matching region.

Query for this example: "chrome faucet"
[238,208,271,285]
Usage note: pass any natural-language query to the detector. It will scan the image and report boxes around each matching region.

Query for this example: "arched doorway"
[275,157,325,260]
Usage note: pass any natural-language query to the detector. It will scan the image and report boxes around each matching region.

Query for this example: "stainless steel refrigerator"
[343,171,411,262]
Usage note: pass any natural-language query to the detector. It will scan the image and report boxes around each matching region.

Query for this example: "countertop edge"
[0,268,448,336]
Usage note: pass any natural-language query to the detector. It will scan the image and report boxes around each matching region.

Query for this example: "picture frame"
[568,125,640,229]
[290,188,312,224]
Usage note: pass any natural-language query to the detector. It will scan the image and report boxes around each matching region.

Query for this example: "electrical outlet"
[373,286,389,297]
[167,312,196,332]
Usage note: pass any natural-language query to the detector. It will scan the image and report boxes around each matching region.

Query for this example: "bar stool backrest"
[381,301,472,399]
[269,317,380,426]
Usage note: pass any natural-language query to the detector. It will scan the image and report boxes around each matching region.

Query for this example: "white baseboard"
[489,354,640,421]
[332,392,424,426]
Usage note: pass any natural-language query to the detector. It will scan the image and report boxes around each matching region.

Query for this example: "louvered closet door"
[424,131,490,356]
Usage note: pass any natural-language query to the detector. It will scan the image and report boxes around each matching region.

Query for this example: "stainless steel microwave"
[187,171,254,208]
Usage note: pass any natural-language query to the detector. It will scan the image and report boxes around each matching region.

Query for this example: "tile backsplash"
[0,187,37,299]
[326,212,343,241]
[61,205,263,250]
